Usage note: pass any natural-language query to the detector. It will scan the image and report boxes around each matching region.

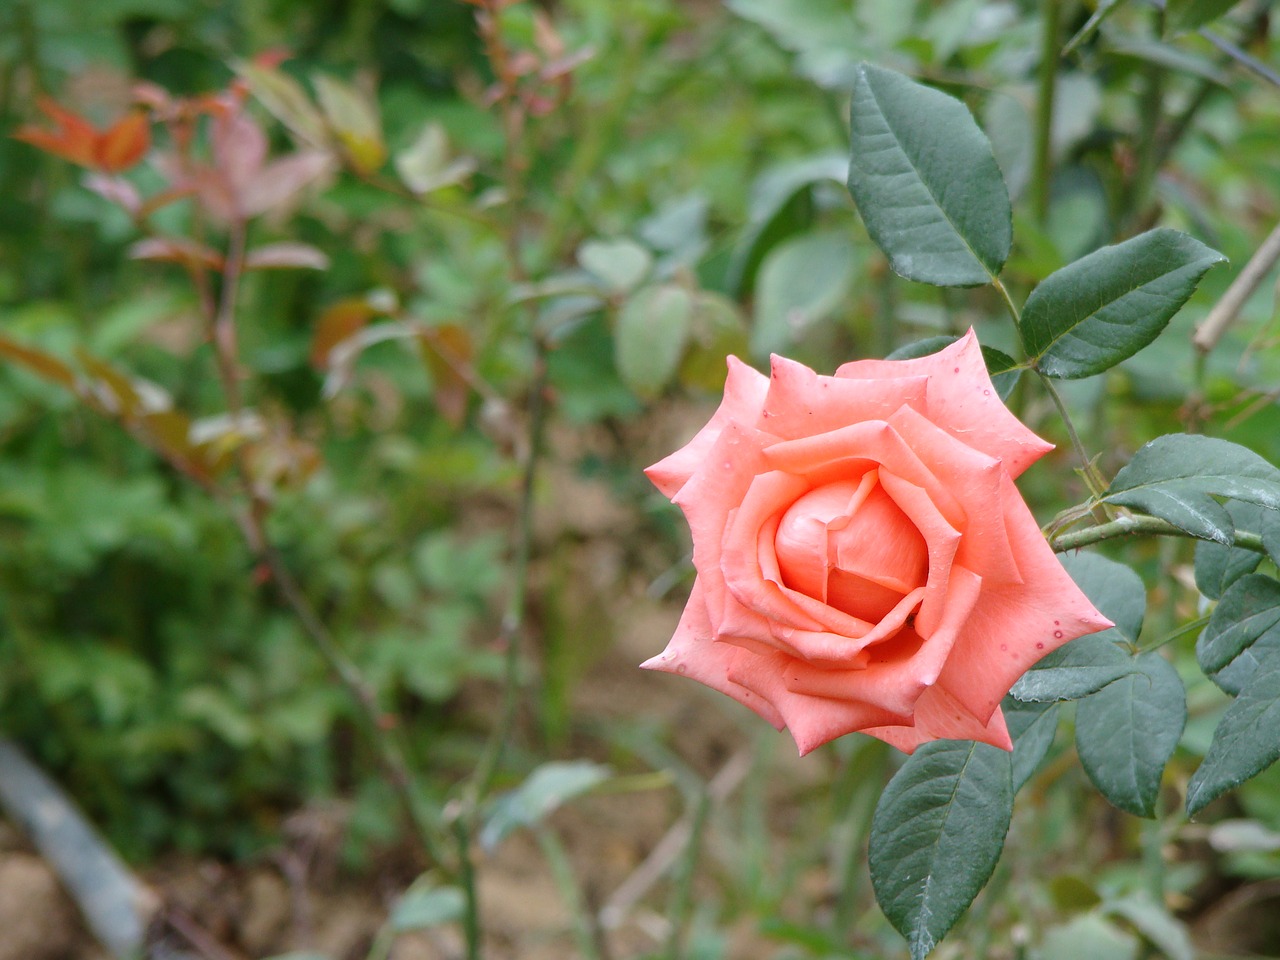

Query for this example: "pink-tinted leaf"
[244,242,330,271]
[83,174,142,215]
[214,111,269,193]
[129,237,225,271]
[239,150,331,217]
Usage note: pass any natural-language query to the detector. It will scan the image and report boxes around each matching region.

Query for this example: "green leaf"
[578,238,653,294]
[1011,634,1135,702]
[870,740,1012,960]
[1105,893,1194,960]
[1040,914,1140,960]
[390,885,466,931]
[1020,229,1225,379]
[1011,552,1144,702]
[887,336,1022,401]
[1103,434,1280,543]
[726,152,848,295]
[1166,0,1244,35]
[750,230,855,357]
[1186,648,1280,816]
[1197,574,1280,695]
[615,285,693,399]
[480,761,612,848]
[1076,653,1186,817]
[1004,696,1060,792]
[846,63,1011,287]
[1195,501,1270,599]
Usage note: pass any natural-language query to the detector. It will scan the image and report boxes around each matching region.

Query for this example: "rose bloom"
[644,332,1111,754]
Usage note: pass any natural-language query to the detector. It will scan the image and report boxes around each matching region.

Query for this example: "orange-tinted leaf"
[97,111,150,173]
[244,243,330,271]
[0,334,78,388]
[420,324,473,427]
[311,299,377,369]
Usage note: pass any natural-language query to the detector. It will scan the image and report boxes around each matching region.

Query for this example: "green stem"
[1037,372,1109,498]
[456,819,481,960]
[1050,513,1267,553]
[536,827,604,960]
[1032,0,1062,225]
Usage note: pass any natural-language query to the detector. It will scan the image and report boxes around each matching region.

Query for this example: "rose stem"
[1050,513,1267,554]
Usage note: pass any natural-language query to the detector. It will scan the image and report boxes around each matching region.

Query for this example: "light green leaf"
[1041,914,1139,960]
[1166,0,1245,36]
[1186,648,1280,815]
[1103,435,1280,543]
[578,239,653,294]
[1021,229,1225,379]
[1076,653,1186,817]
[395,123,476,195]
[751,230,855,357]
[481,761,612,849]
[1106,893,1194,960]
[390,886,466,931]
[615,285,693,399]
[870,740,1012,960]
[1197,574,1280,695]
[847,63,1011,287]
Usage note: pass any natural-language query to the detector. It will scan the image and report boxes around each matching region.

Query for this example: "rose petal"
[724,650,904,755]
[932,474,1115,724]
[782,567,983,715]
[874,470,960,638]
[862,689,1013,753]
[641,577,785,729]
[887,403,1021,587]
[836,330,1052,477]
[646,356,768,498]
[759,354,928,439]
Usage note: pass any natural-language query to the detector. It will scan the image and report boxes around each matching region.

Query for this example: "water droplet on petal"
[1036,642,1045,649]
[676,663,688,674]
[1053,630,1063,639]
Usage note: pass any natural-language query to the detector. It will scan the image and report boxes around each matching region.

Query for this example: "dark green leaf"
[1010,634,1135,702]
[1197,574,1280,695]
[886,336,1022,401]
[615,284,693,399]
[1186,648,1280,816]
[1166,0,1244,36]
[1004,696,1060,792]
[1103,434,1280,543]
[1060,551,1146,642]
[1076,653,1187,817]
[870,740,1012,960]
[847,63,1012,287]
[480,761,611,849]
[1195,501,1270,599]
[1021,229,1225,379]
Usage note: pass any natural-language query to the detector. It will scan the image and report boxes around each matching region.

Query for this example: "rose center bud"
[774,474,928,623]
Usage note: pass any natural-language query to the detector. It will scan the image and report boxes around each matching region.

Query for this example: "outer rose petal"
[836,330,1053,478]
[759,354,928,439]
[862,687,1013,753]
[646,356,769,498]
[640,577,785,729]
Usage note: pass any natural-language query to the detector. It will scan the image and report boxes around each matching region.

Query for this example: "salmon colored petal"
[836,330,1051,478]
[646,356,768,498]
[724,650,904,754]
[874,471,959,638]
[863,692,1013,754]
[783,567,982,716]
[886,403,1022,586]
[933,475,1115,724]
[640,578,784,729]
[672,419,776,630]
[759,354,928,440]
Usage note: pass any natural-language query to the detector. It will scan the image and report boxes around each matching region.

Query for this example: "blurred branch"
[1193,217,1280,353]
[0,739,159,959]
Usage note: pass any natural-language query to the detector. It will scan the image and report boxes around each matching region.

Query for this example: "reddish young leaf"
[311,299,377,369]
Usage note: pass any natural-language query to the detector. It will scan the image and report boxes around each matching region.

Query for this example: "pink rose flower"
[643,332,1112,754]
